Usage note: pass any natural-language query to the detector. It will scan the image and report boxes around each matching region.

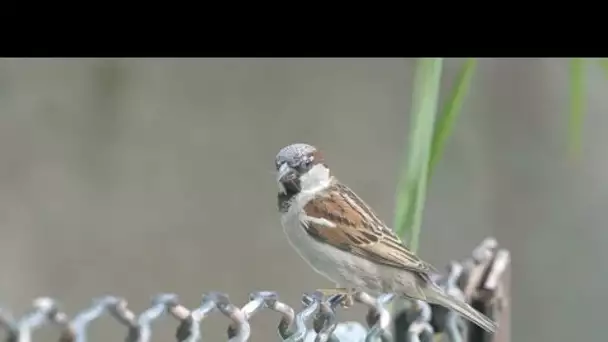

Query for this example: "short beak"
[277,163,296,184]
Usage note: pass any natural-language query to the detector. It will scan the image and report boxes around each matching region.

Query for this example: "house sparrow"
[275,143,497,333]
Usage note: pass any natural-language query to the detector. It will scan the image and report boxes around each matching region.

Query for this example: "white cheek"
[299,165,331,193]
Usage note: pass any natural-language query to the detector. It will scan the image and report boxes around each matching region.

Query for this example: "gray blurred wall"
[0,58,605,341]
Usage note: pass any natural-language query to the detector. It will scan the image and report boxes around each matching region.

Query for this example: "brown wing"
[302,182,437,275]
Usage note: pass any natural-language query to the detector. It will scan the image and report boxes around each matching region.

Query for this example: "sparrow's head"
[275,143,330,195]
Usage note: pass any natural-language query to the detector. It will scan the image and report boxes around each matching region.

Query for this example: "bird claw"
[315,288,355,309]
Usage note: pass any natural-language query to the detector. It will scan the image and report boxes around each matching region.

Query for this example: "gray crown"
[275,143,317,167]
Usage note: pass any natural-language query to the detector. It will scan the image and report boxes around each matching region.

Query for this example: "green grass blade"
[568,58,586,156]
[394,58,443,252]
[599,58,608,78]
[428,58,477,178]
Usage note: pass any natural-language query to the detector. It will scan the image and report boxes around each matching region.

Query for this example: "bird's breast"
[281,206,386,291]
[281,209,337,277]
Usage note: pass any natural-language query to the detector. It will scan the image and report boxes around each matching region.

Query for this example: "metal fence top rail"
[0,237,509,342]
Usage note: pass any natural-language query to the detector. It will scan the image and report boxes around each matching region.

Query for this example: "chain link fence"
[0,238,509,342]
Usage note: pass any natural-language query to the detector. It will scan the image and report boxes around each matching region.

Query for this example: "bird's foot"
[315,287,356,309]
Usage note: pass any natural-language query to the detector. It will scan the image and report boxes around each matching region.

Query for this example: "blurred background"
[0,58,604,341]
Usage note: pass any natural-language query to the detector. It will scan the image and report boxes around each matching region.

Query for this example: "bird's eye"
[301,158,313,169]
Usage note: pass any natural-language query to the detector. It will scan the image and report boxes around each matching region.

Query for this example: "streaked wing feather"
[302,182,437,275]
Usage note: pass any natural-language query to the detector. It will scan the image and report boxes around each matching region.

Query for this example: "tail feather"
[423,287,497,333]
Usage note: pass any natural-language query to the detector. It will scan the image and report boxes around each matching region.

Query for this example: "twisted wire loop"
[316,292,356,342]
[356,292,395,342]
[61,296,123,342]
[284,292,320,342]
[174,292,220,342]
[406,300,434,342]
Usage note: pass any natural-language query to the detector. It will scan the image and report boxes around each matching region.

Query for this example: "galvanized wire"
[0,289,434,342]
[0,238,507,342]
[0,277,472,342]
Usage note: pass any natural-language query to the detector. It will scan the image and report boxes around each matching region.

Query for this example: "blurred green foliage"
[569,58,585,156]
[395,58,599,251]
[394,58,476,252]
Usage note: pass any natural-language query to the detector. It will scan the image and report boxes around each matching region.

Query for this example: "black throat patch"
[277,190,297,213]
